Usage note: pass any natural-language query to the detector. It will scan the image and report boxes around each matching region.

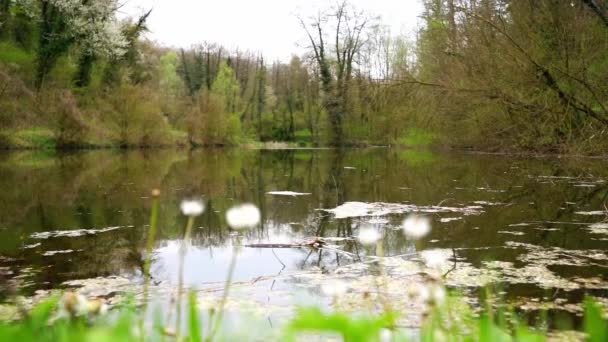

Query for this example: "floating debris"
[589,222,608,235]
[498,231,525,236]
[321,201,484,219]
[266,191,311,196]
[42,249,77,256]
[367,217,389,224]
[30,226,133,239]
[62,276,136,299]
[472,201,503,206]
[572,183,596,188]
[574,211,607,216]
[440,217,462,223]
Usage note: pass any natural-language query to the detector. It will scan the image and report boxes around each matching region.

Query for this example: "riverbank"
[3,128,608,161]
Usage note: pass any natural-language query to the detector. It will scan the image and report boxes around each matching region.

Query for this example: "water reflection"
[0,149,607,315]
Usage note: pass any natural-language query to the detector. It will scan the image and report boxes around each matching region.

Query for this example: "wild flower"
[321,279,349,297]
[430,285,446,305]
[402,214,431,239]
[180,199,205,217]
[226,203,261,230]
[357,225,382,246]
[380,328,393,342]
[420,249,450,269]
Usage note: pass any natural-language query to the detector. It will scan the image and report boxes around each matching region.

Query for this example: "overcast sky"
[120,0,423,61]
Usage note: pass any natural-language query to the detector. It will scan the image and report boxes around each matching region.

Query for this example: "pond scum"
[0,190,607,341]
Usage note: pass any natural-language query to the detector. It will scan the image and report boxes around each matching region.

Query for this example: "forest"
[0,0,607,154]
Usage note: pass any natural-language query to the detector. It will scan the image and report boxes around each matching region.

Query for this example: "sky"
[119,0,424,61]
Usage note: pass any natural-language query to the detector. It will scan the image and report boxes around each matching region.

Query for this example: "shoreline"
[2,143,607,160]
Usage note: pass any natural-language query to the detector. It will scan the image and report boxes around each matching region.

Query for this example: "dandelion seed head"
[420,249,450,269]
[321,279,348,297]
[414,284,431,302]
[226,203,261,230]
[180,199,205,217]
[430,285,446,305]
[380,328,393,342]
[357,225,382,246]
[402,214,431,239]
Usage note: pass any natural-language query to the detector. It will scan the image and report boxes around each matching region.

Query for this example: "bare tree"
[299,1,374,145]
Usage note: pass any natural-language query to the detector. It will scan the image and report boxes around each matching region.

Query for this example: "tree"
[299,0,373,145]
[34,0,128,89]
[212,61,240,113]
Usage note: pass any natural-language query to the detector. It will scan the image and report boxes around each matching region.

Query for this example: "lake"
[0,148,607,330]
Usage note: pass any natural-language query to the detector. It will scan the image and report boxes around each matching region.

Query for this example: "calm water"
[0,148,607,326]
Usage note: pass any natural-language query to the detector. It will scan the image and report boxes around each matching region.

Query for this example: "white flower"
[226,203,261,230]
[321,279,348,297]
[380,328,393,342]
[402,214,431,239]
[180,199,205,217]
[420,249,450,269]
[411,283,431,302]
[357,225,382,246]
[430,285,446,305]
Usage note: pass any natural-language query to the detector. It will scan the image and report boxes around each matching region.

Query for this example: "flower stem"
[175,215,195,340]
[207,234,240,341]
[141,189,160,338]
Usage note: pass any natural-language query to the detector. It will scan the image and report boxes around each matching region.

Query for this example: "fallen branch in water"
[244,238,327,249]
[245,237,357,260]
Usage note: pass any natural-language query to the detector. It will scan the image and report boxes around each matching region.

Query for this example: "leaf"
[584,298,608,342]
[284,307,394,342]
[188,290,202,342]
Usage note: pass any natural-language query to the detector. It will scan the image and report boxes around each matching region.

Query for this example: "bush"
[105,85,173,147]
[50,91,89,148]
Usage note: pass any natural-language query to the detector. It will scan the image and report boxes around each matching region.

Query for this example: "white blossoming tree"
[31,0,128,88]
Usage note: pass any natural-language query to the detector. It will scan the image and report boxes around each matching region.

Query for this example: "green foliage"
[294,129,312,144]
[284,307,395,342]
[585,298,608,342]
[0,128,56,149]
[212,61,240,113]
[187,291,202,342]
[159,51,182,96]
[106,84,173,147]
[0,41,33,66]
[1,0,608,152]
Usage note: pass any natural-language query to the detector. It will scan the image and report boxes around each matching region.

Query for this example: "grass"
[1,291,605,341]
[0,128,56,149]
[0,42,34,66]
[396,129,435,147]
